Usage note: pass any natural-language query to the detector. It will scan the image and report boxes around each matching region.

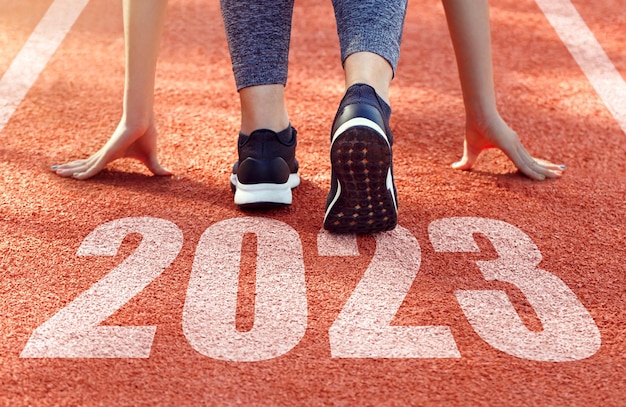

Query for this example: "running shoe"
[230,126,300,207]
[323,84,398,233]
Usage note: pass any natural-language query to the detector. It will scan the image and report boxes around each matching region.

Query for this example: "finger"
[451,156,472,170]
[54,168,79,178]
[519,149,565,180]
[72,162,106,180]
[54,163,93,177]
[51,159,89,172]
[149,165,172,177]
[53,156,100,177]
[54,161,92,173]
[144,155,172,177]
[509,144,564,180]
[68,155,110,180]
[533,158,566,172]
[503,143,548,180]
[451,141,481,171]
[533,161,564,179]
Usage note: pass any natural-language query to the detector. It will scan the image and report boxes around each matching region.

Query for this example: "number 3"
[428,217,601,362]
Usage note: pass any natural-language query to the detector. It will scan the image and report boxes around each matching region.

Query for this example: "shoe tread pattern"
[324,126,397,234]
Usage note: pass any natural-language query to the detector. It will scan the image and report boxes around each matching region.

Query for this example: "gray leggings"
[220,0,407,90]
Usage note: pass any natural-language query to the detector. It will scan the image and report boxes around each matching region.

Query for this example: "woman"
[52,0,564,233]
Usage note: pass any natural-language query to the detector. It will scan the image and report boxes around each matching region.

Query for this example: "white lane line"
[535,0,626,135]
[0,0,90,133]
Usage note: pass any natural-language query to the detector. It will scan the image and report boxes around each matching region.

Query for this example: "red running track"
[1,0,624,405]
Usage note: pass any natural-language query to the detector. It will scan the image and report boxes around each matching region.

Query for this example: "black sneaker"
[323,84,398,234]
[230,126,300,207]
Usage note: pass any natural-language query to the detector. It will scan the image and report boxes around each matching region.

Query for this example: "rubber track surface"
[1,0,624,406]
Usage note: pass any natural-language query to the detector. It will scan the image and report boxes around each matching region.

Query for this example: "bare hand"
[52,122,171,180]
[452,116,565,180]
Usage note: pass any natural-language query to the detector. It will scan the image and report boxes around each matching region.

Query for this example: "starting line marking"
[535,0,626,135]
[0,0,90,133]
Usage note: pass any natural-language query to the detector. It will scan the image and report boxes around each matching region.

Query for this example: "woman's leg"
[323,0,407,234]
[220,0,293,134]
[333,0,407,102]
[220,0,299,207]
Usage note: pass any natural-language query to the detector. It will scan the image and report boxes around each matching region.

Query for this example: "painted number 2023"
[20,216,601,362]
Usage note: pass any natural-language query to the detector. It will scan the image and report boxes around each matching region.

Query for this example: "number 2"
[320,227,461,358]
[20,217,183,358]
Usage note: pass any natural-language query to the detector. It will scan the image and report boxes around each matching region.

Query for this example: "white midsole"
[387,169,398,211]
[324,179,342,220]
[231,173,300,205]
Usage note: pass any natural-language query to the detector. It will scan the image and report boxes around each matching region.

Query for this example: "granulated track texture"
[1,0,624,406]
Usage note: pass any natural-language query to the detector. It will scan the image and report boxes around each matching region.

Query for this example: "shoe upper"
[331,83,393,145]
[232,127,299,185]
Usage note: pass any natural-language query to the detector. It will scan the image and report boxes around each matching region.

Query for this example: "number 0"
[183,217,308,362]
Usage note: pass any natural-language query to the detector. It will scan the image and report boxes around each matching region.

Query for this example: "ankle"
[239,84,290,134]
[344,52,393,103]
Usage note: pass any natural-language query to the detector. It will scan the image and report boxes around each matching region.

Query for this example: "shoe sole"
[231,173,300,208]
[324,118,398,234]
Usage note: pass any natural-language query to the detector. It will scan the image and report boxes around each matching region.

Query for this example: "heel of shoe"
[231,172,300,207]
